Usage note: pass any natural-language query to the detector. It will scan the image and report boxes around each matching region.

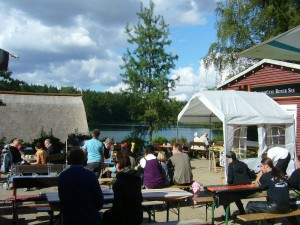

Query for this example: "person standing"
[82,129,104,178]
[168,143,193,185]
[193,132,201,142]
[103,138,114,160]
[59,147,104,225]
[224,151,252,217]
[245,157,290,225]
[267,146,291,175]
[199,132,209,149]
[103,150,143,225]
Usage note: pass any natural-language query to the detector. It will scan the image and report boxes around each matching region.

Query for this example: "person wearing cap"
[224,151,253,217]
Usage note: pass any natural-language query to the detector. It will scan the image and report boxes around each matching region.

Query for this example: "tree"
[203,0,300,80]
[121,0,178,142]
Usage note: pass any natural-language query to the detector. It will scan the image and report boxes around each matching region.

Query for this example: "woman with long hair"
[245,157,290,225]
[103,150,143,225]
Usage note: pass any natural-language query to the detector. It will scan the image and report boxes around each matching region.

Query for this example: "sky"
[0,0,218,101]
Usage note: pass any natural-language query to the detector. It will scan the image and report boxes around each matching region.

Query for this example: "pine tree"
[121,0,178,142]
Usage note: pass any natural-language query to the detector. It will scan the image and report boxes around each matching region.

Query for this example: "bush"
[211,135,224,145]
[31,128,62,151]
[152,135,168,145]
[169,136,187,145]
[122,135,146,157]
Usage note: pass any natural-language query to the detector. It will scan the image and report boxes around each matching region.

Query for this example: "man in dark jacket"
[225,151,252,217]
[59,147,104,225]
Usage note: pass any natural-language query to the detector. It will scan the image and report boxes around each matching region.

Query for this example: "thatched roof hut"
[0,91,89,143]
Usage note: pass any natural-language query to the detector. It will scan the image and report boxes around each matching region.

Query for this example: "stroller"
[1,144,11,174]
[2,161,32,190]
[1,144,31,190]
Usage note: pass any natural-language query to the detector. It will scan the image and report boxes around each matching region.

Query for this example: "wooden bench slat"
[143,219,208,225]
[193,197,213,203]
[237,209,300,221]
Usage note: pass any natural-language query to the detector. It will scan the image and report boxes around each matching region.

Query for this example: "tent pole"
[176,121,179,142]
[209,115,212,143]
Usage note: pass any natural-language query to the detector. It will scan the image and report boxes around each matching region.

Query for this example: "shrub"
[169,136,187,145]
[31,128,62,151]
[152,135,168,145]
[122,135,146,157]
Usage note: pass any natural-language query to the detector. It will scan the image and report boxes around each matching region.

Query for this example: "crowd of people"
[1,129,300,225]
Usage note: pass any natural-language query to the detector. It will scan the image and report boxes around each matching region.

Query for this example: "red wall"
[220,63,300,156]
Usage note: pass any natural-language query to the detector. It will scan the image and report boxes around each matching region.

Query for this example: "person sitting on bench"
[59,147,104,225]
[245,157,290,225]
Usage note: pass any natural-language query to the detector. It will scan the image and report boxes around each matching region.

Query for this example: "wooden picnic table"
[204,184,262,225]
[46,188,192,222]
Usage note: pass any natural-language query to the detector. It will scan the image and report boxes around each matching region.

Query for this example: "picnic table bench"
[4,164,66,224]
[143,219,208,225]
[237,208,300,225]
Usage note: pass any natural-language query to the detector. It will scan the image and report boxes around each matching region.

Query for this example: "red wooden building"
[218,59,300,156]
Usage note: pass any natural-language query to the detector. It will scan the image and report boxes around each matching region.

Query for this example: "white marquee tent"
[177,90,296,174]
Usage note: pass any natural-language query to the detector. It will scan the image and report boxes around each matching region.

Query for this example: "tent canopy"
[178,90,296,174]
[178,90,294,125]
[237,25,300,62]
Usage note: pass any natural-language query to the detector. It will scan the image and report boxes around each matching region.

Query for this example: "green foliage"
[152,135,168,145]
[31,127,62,150]
[211,135,224,145]
[82,90,133,126]
[121,0,178,141]
[204,0,300,78]
[169,136,188,145]
[122,135,146,156]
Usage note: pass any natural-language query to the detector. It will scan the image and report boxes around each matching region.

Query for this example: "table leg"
[225,205,230,225]
[211,201,215,225]
[212,152,216,172]
[166,201,169,221]
[177,201,180,221]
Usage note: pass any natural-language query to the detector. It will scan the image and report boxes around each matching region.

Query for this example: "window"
[232,126,258,159]
[266,125,285,148]
[233,126,247,159]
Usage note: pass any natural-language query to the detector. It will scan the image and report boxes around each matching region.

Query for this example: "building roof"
[237,25,300,62]
[217,59,300,89]
[0,92,89,142]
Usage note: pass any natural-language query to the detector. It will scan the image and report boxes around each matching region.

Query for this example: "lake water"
[98,124,222,143]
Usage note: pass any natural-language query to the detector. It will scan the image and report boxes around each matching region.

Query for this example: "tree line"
[0,70,186,128]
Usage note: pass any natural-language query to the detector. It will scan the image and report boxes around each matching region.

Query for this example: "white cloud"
[0,0,216,92]
[170,60,218,101]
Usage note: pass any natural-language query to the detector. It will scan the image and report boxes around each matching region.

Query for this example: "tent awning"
[178,90,294,125]
[237,25,300,62]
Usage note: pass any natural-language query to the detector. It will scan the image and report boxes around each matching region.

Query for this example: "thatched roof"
[0,91,89,143]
